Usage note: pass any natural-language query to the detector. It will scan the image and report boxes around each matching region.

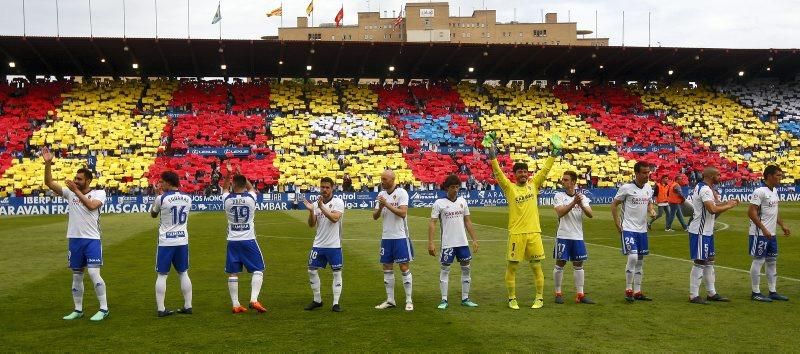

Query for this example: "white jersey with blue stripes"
[688,183,716,236]
[223,192,257,241]
[152,191,192,246]
[748,186,779,236]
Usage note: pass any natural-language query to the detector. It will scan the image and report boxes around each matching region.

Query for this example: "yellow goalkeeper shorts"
[506,232,545,262]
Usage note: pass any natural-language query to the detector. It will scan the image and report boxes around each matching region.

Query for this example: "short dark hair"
[441,174,461,190]
[763,165,782,179]
[232,175,247,188]
[563,170,578,182]
[160,171,180,187]
[512,162,528,173]
[77,168,94,180]
[320,177,335,187]
[633,161,651,173]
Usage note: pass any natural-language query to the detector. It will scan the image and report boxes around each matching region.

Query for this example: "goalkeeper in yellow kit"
[486,132,560,309]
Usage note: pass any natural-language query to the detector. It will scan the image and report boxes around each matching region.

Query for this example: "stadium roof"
[0,36,797,82]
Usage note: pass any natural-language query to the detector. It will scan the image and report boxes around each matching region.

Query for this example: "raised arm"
[531,156,555,188]
[42,147,63,196]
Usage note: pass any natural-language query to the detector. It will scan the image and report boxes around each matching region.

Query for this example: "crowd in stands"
[638,85,797,184]
[2,77,799,198]
[720,81,800,138]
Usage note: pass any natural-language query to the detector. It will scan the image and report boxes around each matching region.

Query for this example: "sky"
[0,0,797,49]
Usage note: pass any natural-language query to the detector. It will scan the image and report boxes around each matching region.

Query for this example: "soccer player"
[150,171,193,317]
[686,167,739,304]
[552,171,595,305]
[486,134,559,310]
[42,147,109,321]
[748,165,792,302]
[373,169,414,311]
[611,161,657,302]
[427,174,480,310]
[302,177,345,312]
[222,162,267,314]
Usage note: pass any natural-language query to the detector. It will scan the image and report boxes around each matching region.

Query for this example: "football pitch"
[1,203,798,351]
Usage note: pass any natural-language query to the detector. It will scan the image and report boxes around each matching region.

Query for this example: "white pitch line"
[258,235,508,242]
[404,215,800,283]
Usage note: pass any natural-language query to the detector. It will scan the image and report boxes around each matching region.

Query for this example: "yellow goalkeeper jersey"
[490,156,554,235]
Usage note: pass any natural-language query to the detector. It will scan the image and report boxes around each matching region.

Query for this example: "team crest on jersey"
[393,195,397,200]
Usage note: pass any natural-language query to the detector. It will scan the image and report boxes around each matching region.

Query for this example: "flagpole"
[154,0,158,39]
[88,0,93,38]
[22,0,26,37]
[55,0,60,37]
[123,0,127,39]
[187,0,190,39]
[218,1,222,40]
[280,2,283,28]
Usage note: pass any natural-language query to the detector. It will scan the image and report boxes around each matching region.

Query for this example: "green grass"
[1,204,798,351]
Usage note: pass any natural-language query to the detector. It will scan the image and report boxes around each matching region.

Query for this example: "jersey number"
[170,206,188,225]
[231,206,250,223]
[556,243,566,257]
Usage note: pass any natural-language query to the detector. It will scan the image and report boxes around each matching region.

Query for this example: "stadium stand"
[169,80,229,112]
[2,79,174,195]
[480,84,630,188]
[637,85,797,182]
[149,79,279,193]
[554,85,755,184]
[720,81,800,137]
[230,81,271,114]
[269,80,306,113]
[307,83,341,114]
[341,81,378,113]
[269,111,416,190]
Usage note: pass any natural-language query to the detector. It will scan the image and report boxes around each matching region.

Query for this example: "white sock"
[228,276,240,307]
[402,271,413,304]
[703,263,716,296]
[750,258,765,293]
[625,253,637,290]
[87,268,108,311]
[766,258,778,293]
[439,265,451,301]
[553,265,564,293]
[574,266,585,294]
[689,264,703,298]
[71,271,84,312]
[383,270,395,304]
[250,271,264,302]
[308,269,322,303]
[634,259,644,293]
[179,271,192,309]
[332,270,343,305]
[460,265,471,301]
[156,273,168,311]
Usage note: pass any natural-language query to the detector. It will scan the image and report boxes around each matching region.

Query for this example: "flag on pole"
[305,0,313,16]
[393,10,403,28]
[334,6,343,27]
[211,2,221,24]
[267,6,282,17]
